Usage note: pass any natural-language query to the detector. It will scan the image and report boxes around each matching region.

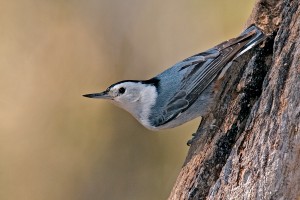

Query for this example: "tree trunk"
[169,0,300,199]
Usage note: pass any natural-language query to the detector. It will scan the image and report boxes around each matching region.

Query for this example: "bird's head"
[83,80,159,128]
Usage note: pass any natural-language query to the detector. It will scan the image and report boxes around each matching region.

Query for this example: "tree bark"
[169,0,300,199]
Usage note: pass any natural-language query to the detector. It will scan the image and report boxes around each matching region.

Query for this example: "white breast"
[136,85,158,130]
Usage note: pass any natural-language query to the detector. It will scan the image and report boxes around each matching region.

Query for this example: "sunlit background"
[0,1,255,199]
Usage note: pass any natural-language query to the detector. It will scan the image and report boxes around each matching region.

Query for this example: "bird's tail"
[235,24,266,57]
[216,25,265,54]
[215,25,265,80]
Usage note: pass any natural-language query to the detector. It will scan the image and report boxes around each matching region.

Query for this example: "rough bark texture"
[169,0,300,199]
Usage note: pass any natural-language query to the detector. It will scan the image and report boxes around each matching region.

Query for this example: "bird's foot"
[187,132,197,146]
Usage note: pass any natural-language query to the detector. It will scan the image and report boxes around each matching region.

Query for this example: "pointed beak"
[82,91,112,99]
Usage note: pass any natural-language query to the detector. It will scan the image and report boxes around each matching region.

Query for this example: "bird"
[83,25,265,131]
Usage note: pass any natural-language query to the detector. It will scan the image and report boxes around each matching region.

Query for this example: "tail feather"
[235,24,265,58]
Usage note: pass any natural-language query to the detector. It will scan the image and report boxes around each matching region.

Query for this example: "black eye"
[118,87,126,94]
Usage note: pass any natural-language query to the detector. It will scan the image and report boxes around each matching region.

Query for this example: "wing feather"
[152,25,264,127]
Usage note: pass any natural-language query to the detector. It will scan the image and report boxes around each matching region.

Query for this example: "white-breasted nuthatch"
[83,25,265,130]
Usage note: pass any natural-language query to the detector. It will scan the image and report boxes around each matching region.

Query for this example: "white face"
[107,81,158,129]
[108,82,144,104]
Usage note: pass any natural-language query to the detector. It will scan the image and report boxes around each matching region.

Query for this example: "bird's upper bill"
[83,91,112,99]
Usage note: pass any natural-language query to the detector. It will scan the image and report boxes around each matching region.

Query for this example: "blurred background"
[0,0,255,199]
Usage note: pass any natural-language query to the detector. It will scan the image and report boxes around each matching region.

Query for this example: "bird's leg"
[187,117,206,146]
